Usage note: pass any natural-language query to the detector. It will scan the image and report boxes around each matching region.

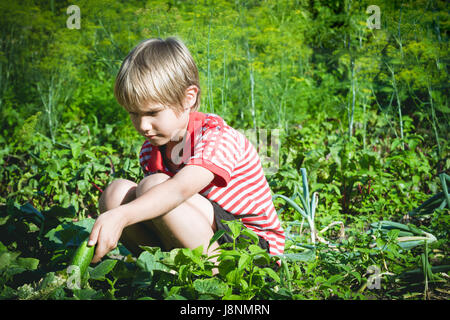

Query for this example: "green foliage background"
[0,0,448,300]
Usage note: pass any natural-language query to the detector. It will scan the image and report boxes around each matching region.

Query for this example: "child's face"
[127,86,198,147]
[129,103,190,147]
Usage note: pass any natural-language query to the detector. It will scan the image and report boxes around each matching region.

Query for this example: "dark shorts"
[209,200,270,252]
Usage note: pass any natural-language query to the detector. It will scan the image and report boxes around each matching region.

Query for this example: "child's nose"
[139,117,153,132]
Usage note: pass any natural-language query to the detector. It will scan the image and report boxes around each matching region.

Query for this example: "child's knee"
[99,179,137,212]
[135,173,170,198]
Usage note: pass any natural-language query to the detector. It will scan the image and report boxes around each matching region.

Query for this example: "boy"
[88,37,285,264]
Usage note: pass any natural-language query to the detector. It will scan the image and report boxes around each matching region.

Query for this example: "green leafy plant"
[369,220,437,251]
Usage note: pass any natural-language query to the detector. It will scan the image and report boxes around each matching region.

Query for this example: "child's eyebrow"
[144,108,162,114]
[130,107,162,114]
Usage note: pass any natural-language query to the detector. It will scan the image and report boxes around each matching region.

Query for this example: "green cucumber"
[70,238,95,279]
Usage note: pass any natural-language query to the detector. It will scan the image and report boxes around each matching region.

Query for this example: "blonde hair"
[114,37,201,115]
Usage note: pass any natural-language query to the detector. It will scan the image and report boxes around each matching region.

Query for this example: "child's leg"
[135,173,220,256]
[98,179,164,255]
[99,179,137,213]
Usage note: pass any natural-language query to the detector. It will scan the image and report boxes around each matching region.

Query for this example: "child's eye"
[145,110,159,116]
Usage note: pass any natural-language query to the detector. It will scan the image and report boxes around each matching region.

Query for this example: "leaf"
[178,264,189,282]
[37,272,57,291]
[76,180,90,194]
[208,230,226,249]
[223,220,242,240]
[137,251,169,274]
[248,244,267,255]
[161,248,181,268]
[44,219,95,248]
[223,294,244,300]
[329,145,342,167]
[89,259,117,280]
[193,278,228,296]
[0,249,37,277]
[350,271,361,283]
[272,194,308,220]
[226,269,242,286]
[174,247,203,267]
[406,224,425,236]
[397,240,427,250]
[0,251,17,269]
[15,257,39,270]
[111,259,136,280]
[71,143,81,159]
[277,249,316,262]
[240,228,260,245]
[300,168,310,210]
[140,246,163,255]
[19,203,44,224]
[218,256,236,277]
[165,293,188,300]
[43,205,76,219]
[391,138,403,151]
[192,245,204,259]
[238,253,252,271]
[263,267,280,283]
[73,288,99,300]
[325,274,344,285]
[239,278,249,291]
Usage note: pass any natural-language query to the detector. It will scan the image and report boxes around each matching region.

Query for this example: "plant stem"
[422,241,429,300]
[206,13,213,114]
[427,85,441,157]
[348,60,356,138]
[247,42,256,130]
[362,94,367,150]
[370,84,398,138]
[386,63,404,149]
[222,49,227,113]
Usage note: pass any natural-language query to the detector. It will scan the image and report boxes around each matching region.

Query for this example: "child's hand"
[88,208,127,263]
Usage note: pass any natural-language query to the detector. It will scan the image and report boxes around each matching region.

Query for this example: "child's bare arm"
[122,165,214,225]
[89,165,214,262]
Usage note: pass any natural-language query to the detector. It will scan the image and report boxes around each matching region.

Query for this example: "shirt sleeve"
[185,122,240,187]
[139,142,153,177]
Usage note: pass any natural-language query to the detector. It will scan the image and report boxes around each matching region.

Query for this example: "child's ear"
[183,85,199,111]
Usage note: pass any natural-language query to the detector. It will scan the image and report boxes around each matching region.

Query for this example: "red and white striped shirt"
[139,112,285,256]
